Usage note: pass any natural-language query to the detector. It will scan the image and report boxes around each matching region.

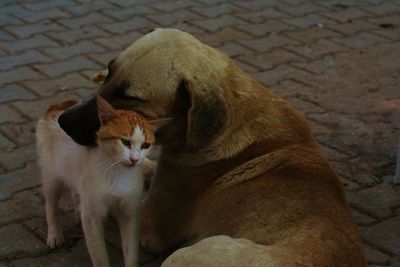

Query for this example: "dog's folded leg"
[161,235,279,267]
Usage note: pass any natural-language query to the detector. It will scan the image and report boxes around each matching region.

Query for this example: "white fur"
[36,114,150,267]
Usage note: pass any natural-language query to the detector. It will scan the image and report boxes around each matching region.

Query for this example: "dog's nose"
[130,157,139,165]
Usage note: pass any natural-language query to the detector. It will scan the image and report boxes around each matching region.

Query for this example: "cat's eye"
[141,143,150,149]
[121,139,131,147]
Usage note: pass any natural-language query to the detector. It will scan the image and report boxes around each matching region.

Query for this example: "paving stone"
[0,105,26,124]
[191,15,247,32]
[0,66,44,85]
[332,32,388,48]
[0,30,14,41]
[59,12,111,29]
[283,14,337,28]
[103,5,158,20]
[4,21,65,38]
[235,8,288,23]
[277,3,328,16]
[191,3,244,17]
[11,249,83,267]
[346,181,400,219]
[0,224,48,259]
[0,35,59,53]
[283,28,341,43]
[196,27,253,46]
[146,9,202,26]
[70,239,124,266]
[23,73,94,97]
[0,121,36,146]
[12,8,69,23]
[0,190,44,226]
[361,3,400,16]
[368,14,400,26]
[322,8,372,23]
[364,245,391,265]
[94,31,142,51]
[287,39,346,59]
[0,84,36,103]
[47,26,111,45]
[23,1,73,11]
[0,134,15,151]
[12,91,79,120]
[34,56,101,78]
[43,40,106,60]
[372,28,400,41]
[236,20,295,37]
[0,14,24,27]
[275,79,320,98]
[252,65,308,86]
[239,34,299,53]
[149,0,200,12]
[99,17,153,34]
[233,59,259,73]
[327,19,379,34]
[217,42,253,57]
[0,143,36,171]
[62,1,115,16]
[0,50,52,71]
[362,216,400,256]
[239,49,306,70]
[234,0,278,10]
[292,55,336,74]
[0,161,41,199]
[351,208,377,226]
[87,51,120,66]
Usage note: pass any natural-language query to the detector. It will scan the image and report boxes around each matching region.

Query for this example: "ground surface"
[0,0,399,266]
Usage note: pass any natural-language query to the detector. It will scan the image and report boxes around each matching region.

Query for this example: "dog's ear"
[180,79,228,151]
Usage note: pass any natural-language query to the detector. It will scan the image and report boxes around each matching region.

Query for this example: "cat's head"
[96,95,170,167]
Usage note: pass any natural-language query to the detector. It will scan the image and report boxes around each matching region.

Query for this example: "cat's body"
[36,97,164,267]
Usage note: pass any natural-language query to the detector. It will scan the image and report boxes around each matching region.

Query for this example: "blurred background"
[0,0,399,266]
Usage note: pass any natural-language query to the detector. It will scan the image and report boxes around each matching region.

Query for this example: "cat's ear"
[148,118,173,132]
[96,95,118,125]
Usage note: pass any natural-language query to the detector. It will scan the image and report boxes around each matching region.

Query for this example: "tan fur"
[62,29,366,266]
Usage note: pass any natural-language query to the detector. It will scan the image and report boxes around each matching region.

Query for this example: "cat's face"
[96,96,168,167]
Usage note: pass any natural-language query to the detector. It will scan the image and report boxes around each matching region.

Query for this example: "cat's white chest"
[109,167,143,197]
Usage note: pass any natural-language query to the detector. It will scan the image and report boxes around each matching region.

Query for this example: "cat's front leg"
[43,177,64,249]
[117,215,140,267]
[81,206,110,267]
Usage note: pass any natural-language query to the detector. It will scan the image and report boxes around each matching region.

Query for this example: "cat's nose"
[130,157,139,165]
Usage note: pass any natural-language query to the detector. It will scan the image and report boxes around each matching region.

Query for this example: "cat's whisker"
[103,159,124,175]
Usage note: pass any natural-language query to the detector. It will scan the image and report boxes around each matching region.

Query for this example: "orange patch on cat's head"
[96,96,155,143]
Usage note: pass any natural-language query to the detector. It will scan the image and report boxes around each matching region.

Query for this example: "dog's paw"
[47,232,64,249]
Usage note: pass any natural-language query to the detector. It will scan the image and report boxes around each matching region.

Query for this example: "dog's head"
[59,29,231,151]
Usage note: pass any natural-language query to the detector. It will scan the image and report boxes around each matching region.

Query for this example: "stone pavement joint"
[0,0,399,266]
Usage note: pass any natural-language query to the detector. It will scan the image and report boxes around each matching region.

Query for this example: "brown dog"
[58,29,366,266]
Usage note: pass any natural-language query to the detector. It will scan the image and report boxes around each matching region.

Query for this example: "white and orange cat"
[36,96,169,267]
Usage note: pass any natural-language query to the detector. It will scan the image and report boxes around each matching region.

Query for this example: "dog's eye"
[114,82,143,101]
[121,139,131,147]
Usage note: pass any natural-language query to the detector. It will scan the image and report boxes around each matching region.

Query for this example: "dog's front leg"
[139,200,169,254]
[81,208,110,267]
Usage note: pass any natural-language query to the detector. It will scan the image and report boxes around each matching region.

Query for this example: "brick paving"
[0,0,399,266]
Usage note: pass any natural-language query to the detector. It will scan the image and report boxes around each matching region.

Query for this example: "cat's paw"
[47,232,64,249]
